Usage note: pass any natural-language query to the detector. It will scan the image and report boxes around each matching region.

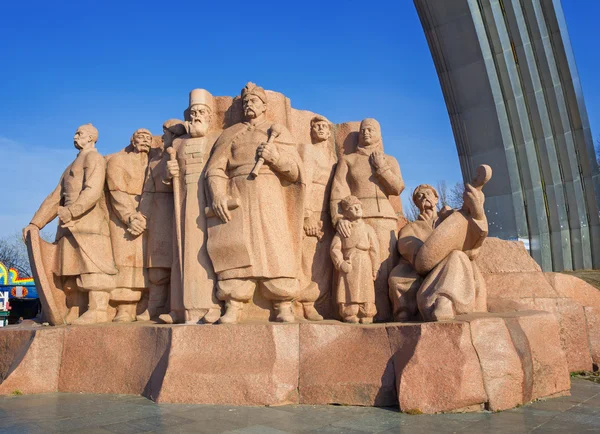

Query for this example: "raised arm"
[329,158,351,226]
[375,155,404,196]
[30,168,67,229]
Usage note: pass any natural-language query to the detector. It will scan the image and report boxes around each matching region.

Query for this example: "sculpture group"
[24,83,491,326]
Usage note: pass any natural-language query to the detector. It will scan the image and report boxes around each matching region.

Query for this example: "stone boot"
[64,306,80,325]
[203,307,222,324]
[274,301,296,323]
[147,284,168,320]
[72,291,110,325]
[158,310,185,324]
[302,302,323,321]
[431,297,454,321]
[114,303,136,323]
[219,300,244,324]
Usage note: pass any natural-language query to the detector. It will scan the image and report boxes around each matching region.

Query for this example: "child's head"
[341,196,363,221]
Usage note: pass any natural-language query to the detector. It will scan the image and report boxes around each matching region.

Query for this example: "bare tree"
[449,182,465,209]
[404,187,421,222]
[0,231,54,277]
[436,180,449,210]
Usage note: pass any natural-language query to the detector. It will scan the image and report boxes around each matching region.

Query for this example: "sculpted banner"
[24,82,490,325]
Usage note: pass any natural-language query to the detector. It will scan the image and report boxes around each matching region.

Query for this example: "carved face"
[162,127,174,149]
[360,121,381,147]
[311,121,331,143]
[73,128,91,150]
[344,203,363,221]
[243,95,266,121]
[132,131,152,153]
[415,188,438,212]
[189,104,211,138]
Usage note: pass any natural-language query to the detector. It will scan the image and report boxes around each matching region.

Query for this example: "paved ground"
[0,379,598,433]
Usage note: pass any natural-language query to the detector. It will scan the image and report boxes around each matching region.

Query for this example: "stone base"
[0,311,570,414]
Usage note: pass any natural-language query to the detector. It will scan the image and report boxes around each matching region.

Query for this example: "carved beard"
[189,121,209,138]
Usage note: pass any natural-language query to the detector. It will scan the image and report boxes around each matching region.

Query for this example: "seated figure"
[389,165,491,321]
[330,196,380,324]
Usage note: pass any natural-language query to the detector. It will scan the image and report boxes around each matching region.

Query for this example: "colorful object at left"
[0,262,37,299]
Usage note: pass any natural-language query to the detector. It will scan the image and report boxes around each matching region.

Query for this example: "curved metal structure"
[415,0,600,271]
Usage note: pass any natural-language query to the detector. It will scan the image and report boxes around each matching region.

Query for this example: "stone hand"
[212,195,232,223]
[462,183,485,220]
[369,151,386,170]
[340,261,352,274]
[128,212,146,236]
[166,159,179,179]
[22,224,39,242]
[303,216,321,237]
[336,219,352,238]
[257,142,280,166]
[58,206,73,224]
[372,269,378,281]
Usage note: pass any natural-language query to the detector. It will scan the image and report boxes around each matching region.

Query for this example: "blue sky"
[0,0,598,238]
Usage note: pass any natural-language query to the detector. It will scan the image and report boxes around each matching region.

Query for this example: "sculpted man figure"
[159,90,222,324]
[206,82,305,323]
[23,124,118,324]
[106,128,153,322]
[137,119,181,321]
[330,118,404,321]
[297,115,337,320]
[390,166,491,321]
[331,196,379,324]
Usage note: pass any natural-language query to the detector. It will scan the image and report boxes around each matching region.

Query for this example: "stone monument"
[8,82,599,415]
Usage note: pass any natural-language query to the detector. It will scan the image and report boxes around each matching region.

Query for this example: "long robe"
[205,119,305,281]
[167,132,221,312]
[30,148,117,278]
[106,149,149,289]
[298,141,336,314]
[331,219,379,305]
[141,149,173,269]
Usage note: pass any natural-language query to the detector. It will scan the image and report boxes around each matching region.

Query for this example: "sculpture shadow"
[383,323,421,410]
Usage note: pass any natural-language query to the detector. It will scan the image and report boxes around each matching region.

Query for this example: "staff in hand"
[250,123,283,178]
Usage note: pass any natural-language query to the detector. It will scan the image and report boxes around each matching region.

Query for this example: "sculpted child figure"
[330,196,379,324]
[23,124,118,324]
